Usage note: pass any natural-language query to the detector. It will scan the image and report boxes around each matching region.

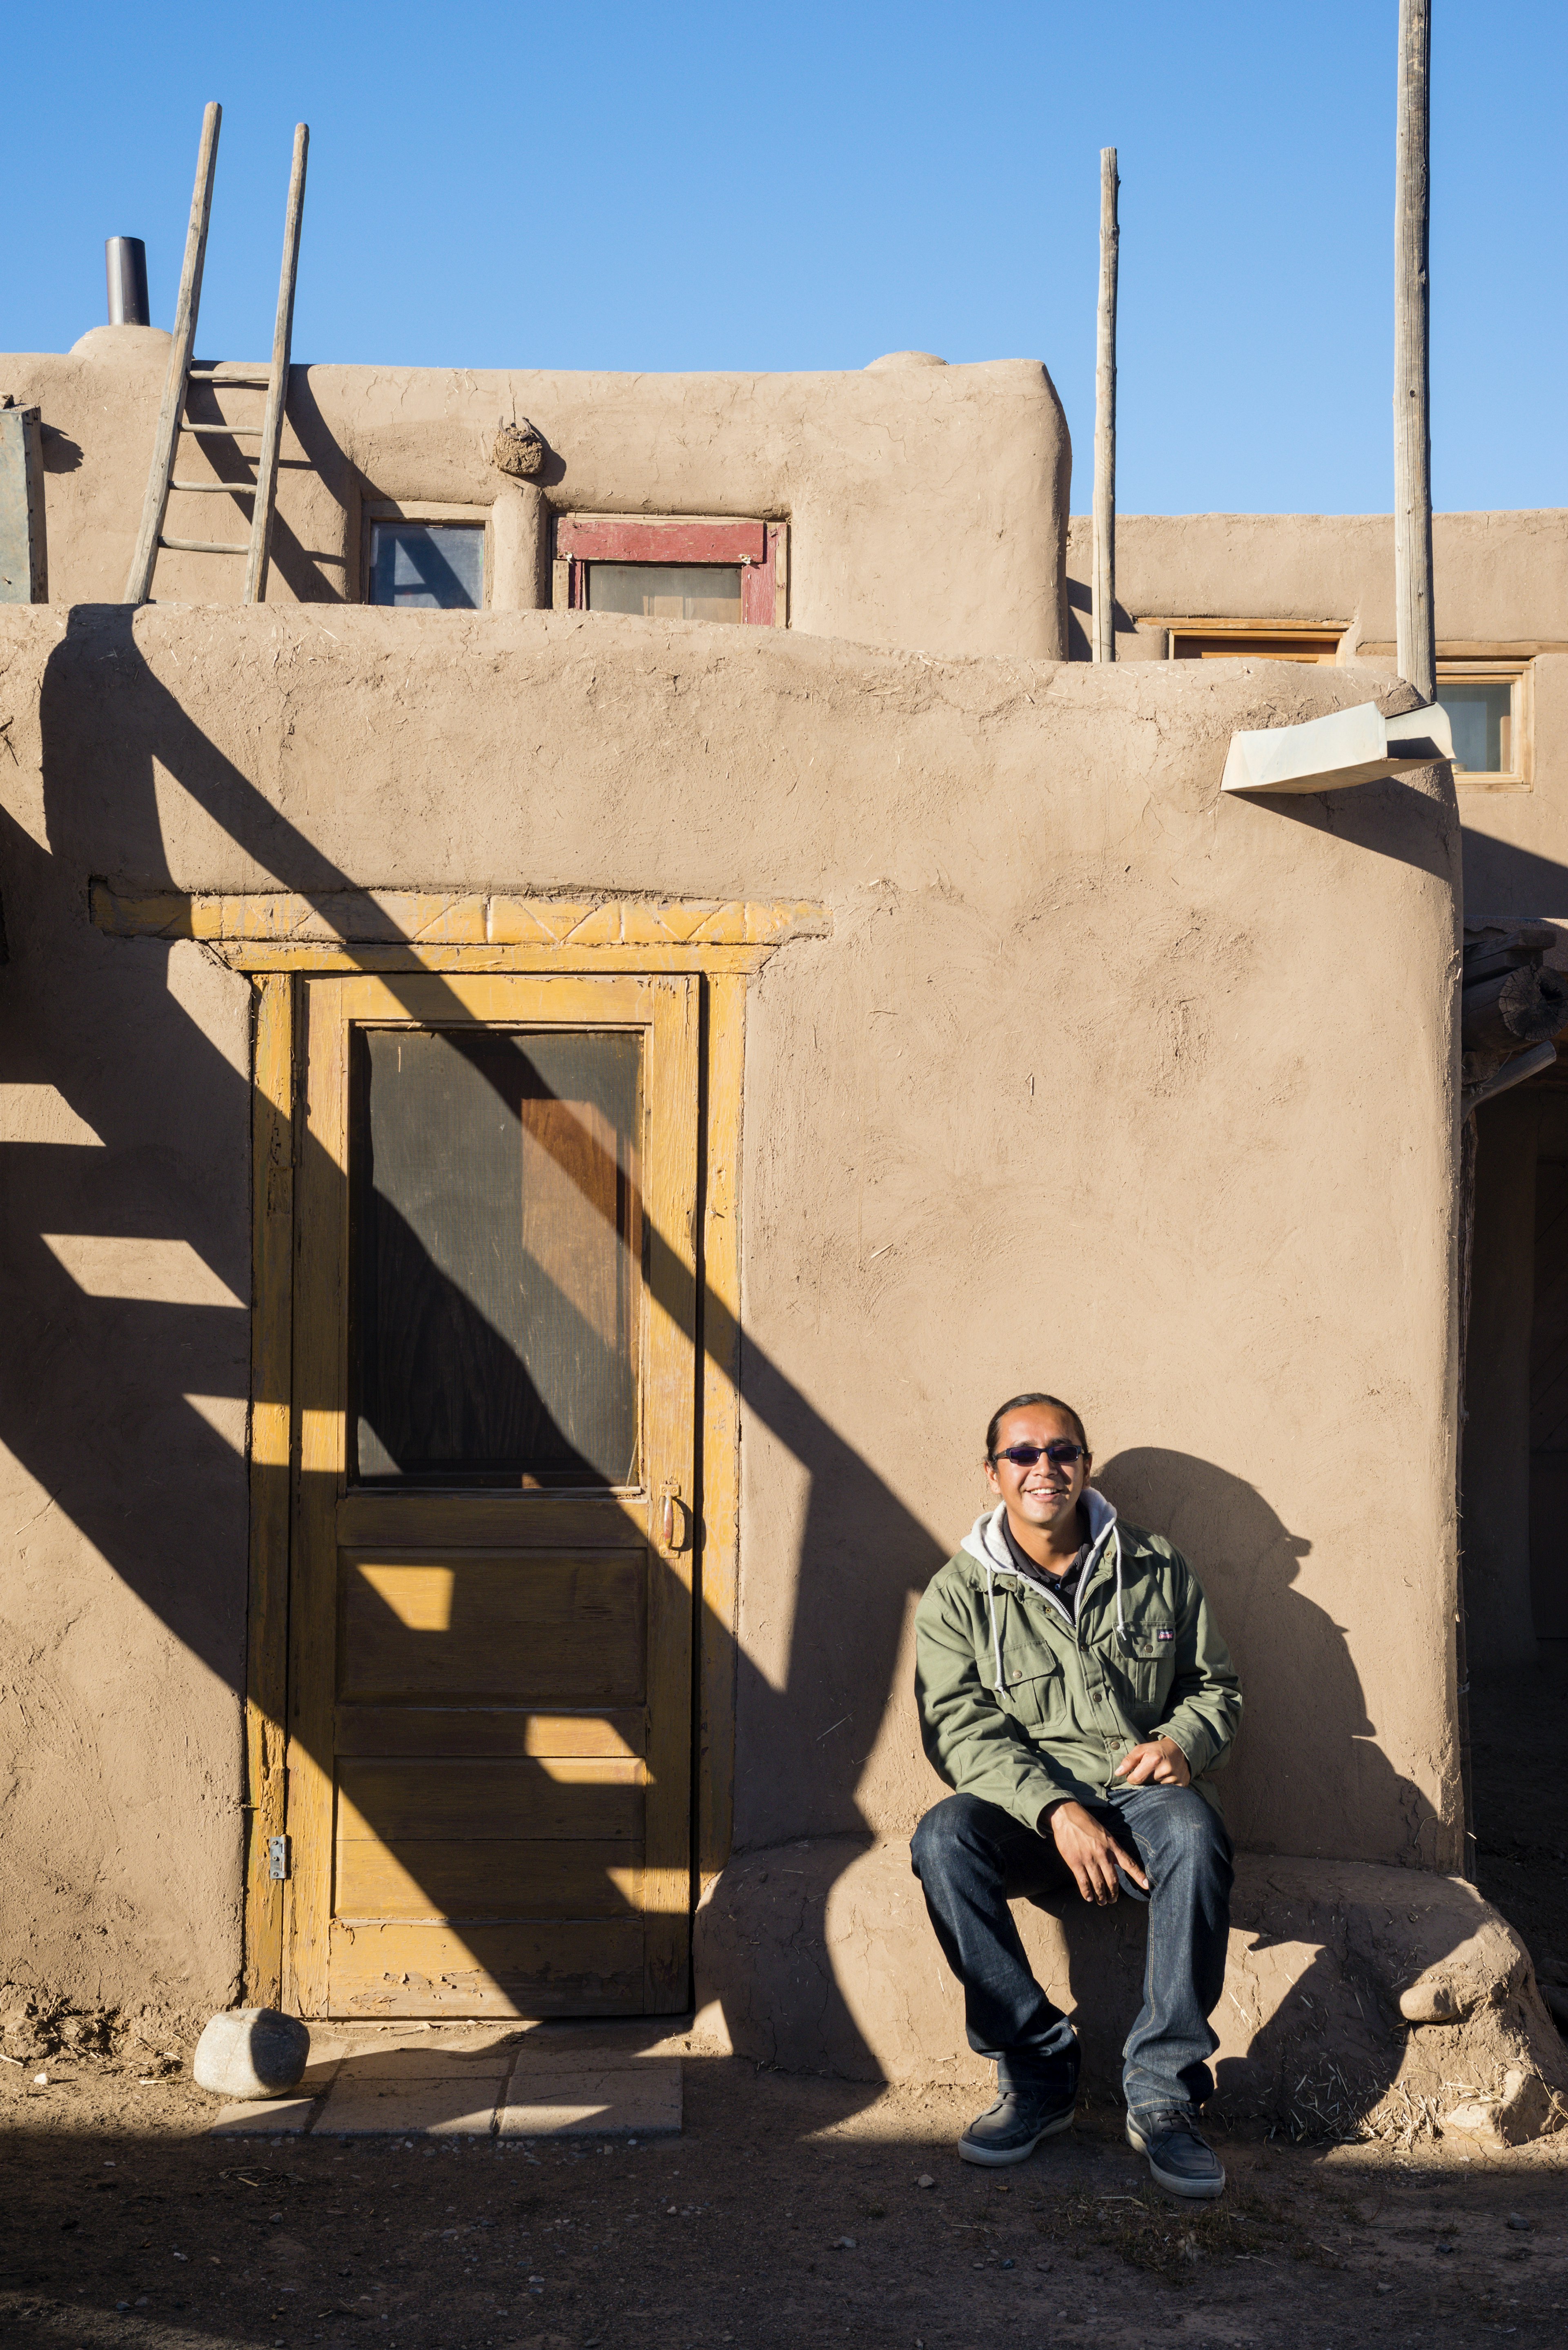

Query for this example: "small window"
[1440,682,1510,771]
[555,515,786,627]
[1164,623,1344,664]
[368,521,485,610]
[589,564,743,624]
[1437,662,1530,783]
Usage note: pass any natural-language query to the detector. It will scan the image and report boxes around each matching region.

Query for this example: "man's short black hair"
[985,1392,1090,1461]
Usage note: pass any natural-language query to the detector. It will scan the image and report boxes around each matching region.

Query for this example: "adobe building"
[0,315,1563,2137]
[1062,511,1568,1688]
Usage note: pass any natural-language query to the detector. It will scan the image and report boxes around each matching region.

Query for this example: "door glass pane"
[353,1029,641,1485]
[586,563,742,623]
[368,522,485,609]
[1437,680,1513,773]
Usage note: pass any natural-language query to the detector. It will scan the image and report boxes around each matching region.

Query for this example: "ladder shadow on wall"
[4,603,948,2074]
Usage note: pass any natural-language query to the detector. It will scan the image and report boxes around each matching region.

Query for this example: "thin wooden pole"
[1455,1101,1478,1882]
[1394,0,1435,703]
[1091,147,1119,664]
[244,123,310,606]
[124,101,222,605]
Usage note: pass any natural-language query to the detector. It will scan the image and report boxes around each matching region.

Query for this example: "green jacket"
[914,1494,1243,1828]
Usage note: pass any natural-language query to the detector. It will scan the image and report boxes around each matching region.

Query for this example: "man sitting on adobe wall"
[911,1391,1243,2198]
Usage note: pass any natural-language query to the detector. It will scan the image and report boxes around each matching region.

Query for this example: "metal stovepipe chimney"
[105,237,150,326]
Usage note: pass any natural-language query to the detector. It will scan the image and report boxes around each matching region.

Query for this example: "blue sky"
[6,2,1564,515]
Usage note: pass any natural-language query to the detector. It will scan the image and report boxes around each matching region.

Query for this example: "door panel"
[328,1922,646,2018]
[336,1758,646,1844]
[335,1842,641,1922]
[337,1550,648,1703]
[285,972,699,2018]
[333,1710,645,1760]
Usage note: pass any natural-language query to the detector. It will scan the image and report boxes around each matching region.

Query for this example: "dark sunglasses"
[992,1440,1087,1469]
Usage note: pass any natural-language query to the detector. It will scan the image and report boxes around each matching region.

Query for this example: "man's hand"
[1113,1735,1192,1788]
[1041,1800,1149,1905]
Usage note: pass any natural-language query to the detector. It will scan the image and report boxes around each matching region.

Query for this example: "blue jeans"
[909,1787,1233,2123]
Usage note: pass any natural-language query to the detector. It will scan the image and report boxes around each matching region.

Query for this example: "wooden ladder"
[124,103,310,606]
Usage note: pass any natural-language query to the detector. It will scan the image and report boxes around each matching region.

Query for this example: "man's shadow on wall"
[1045,1447,1445,2118]
[1096,1446,1442,1867]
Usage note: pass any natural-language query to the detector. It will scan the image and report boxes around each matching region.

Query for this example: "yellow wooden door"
[284,973,699,2018]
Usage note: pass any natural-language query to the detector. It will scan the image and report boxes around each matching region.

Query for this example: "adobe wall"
[0,602,1463,2031]
[1063,508,1568,917]
[1065,508,1568,657]
[0,335,1069,663]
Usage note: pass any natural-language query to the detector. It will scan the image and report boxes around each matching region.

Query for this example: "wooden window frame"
[1437,656,1534,789]
[1154,618,1349,665]
[361,499,492,611]
[552,514,788,628]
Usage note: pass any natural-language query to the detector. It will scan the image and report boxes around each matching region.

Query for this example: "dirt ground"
[1,1650,1561,2350]
[1,2052,1565,2350]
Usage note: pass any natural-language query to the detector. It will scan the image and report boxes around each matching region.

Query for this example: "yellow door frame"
[290,969,699,2018]
[90,886,828,2013]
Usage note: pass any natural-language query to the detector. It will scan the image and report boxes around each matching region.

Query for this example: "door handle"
[659,1484,688,1554]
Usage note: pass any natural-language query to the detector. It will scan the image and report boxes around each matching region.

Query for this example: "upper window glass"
[1437,678,1514,774]
[369,522,484,610]
[588,564,743,624]
[1167,627,1342,664]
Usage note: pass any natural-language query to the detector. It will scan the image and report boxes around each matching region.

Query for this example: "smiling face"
[983,1400,1091,1552]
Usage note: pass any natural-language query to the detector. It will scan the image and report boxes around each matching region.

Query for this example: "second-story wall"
[3,333,1071,665]
[1065,509,1568,915]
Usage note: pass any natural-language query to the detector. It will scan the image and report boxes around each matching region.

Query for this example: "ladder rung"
[158,534,250,555]
[170,480,256,494]
[188,370,271,386]
[180,421,265,437]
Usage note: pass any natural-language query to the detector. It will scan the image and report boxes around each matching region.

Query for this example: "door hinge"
[267,1835,291,1882]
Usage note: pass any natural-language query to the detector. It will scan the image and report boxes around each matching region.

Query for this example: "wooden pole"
[1394,0,1435,703]
[1456,1101,1478,1881]
[124,102,222,605]
[1091,148,1119,664]
[244,123,310,606]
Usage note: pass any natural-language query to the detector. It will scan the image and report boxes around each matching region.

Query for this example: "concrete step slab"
[500,2057,682,2137]
[329,2045,516,2079]
[204,2035,684,2138]
[317,2055,510,2138]
[208,2093,323,2136]
[205,2058,341,2136]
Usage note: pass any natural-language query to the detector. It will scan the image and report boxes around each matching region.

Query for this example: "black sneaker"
[958,2080,1076,2167]
[1126,2109,1225,2198]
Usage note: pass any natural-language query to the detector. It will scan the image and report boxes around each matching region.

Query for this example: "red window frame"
[554,515,785,627]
